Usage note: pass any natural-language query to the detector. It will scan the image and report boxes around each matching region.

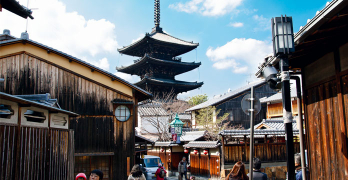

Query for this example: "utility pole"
[279,57,295,180]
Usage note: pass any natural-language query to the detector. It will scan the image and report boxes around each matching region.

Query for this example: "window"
[0,104,14,119]
[24,110,46,123]
[20,107,48,127]
[0,100,18,124]
[115,105,131,122]
[75,156,111,180]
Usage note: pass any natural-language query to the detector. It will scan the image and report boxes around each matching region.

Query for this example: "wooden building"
[183,141,221,178]
[117,0,203,97]
[186,81,277,129]
[256,0,348,179]
[0,92,77,179]
[0,30,152,179]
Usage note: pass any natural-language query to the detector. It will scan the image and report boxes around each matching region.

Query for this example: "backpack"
[159,168,165,178]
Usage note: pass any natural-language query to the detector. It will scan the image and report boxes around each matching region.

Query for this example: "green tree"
[188,94,208,106]
[195,106,229,133]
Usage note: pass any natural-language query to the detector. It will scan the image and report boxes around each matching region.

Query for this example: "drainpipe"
[290,76,306,180]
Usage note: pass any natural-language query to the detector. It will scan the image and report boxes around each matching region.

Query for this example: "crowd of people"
[75,169,104,180]
[75,154,305,180]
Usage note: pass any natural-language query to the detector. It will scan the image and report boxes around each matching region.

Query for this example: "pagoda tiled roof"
[116,54,201,76]
[118,31,199,57]
[136,77,203,87]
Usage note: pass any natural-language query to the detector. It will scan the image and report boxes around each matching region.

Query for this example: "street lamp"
[271,15,295,56]
[170,113,184,143]
[271,15,295,180]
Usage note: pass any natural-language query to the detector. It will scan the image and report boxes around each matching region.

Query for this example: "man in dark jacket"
[247,158,267,180]
[178,157,189,180]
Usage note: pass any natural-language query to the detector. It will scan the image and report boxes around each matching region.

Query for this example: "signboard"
[171,127,175,134]
[172,134,177,141]
[241,94,261,115]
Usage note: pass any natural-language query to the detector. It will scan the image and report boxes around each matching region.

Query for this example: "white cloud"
[131,33,145,44]
[169,0,243,17]
[91,58,110,71]
[229,22,244,27]
[206,38,272,74]
[0,0,118,61]
[114,72,140,83]
[253,15,271,31]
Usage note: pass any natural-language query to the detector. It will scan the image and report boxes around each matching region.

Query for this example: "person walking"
[89,169,103,180]
[155,163,167,180]
[178,157,189,180]
[76,173,87,180]
[128,164,146,180]
[247,158,267,180]
[225,161,249,180]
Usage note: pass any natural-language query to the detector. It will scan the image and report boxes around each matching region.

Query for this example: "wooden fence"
[190,154,220,177]
[223,143,300,163]
[0,125,75,180]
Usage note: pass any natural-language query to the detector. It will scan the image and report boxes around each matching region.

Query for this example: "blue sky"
[1,0,329,100]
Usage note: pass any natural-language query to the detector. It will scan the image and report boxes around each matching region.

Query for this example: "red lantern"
[194,149,198,155]
[161,148,164,152]
[203,149,208,155]
[184,149,189,154]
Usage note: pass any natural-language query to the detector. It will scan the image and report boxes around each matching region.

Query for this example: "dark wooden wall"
[0,125,74,180]
[223,143,300,164]
[0,52,136,179]
[216,84,277,129]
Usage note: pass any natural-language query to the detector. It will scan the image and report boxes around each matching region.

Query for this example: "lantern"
[170,113,184,137]
[161,148,164,152]
[194,149,198,155]
[184,149,189,154]
[271,15,295,56]
[203,149,208,155]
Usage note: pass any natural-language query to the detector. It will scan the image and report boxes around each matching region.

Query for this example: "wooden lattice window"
[75,156,111,180]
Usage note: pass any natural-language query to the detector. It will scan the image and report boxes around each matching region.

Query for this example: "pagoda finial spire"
[154,0,160,27]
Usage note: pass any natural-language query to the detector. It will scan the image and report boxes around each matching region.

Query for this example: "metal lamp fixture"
[262,65,281,90]
[271,15,295,56]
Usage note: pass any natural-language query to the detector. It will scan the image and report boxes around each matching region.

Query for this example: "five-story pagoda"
[117,0,203,97]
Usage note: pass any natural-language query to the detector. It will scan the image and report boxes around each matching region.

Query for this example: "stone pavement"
[166,172,220,180]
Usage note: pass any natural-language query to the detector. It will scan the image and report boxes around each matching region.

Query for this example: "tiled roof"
[118,31,198,57]
[183,141,221,149]
[0,92,78,116]
[135,77,203,87]
[150,32,198,47]
[0,36,152,100]
[186,80,265,111]
[180,131,206,142]
[253,118,298,131]
[154,142,179,147]
[135,134,155,144]
[138,104,168,116]
[220,118,299,136]
[220,129,299,136]
[260,85,298,103]
[116,54,201,75]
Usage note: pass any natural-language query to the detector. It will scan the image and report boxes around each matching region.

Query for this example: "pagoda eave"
[135,77,203,93]
[118,32,198,57]
[116,55,201,76]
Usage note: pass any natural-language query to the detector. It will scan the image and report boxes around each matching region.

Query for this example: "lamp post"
[271,15,295,180]
[170,113,184,144]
